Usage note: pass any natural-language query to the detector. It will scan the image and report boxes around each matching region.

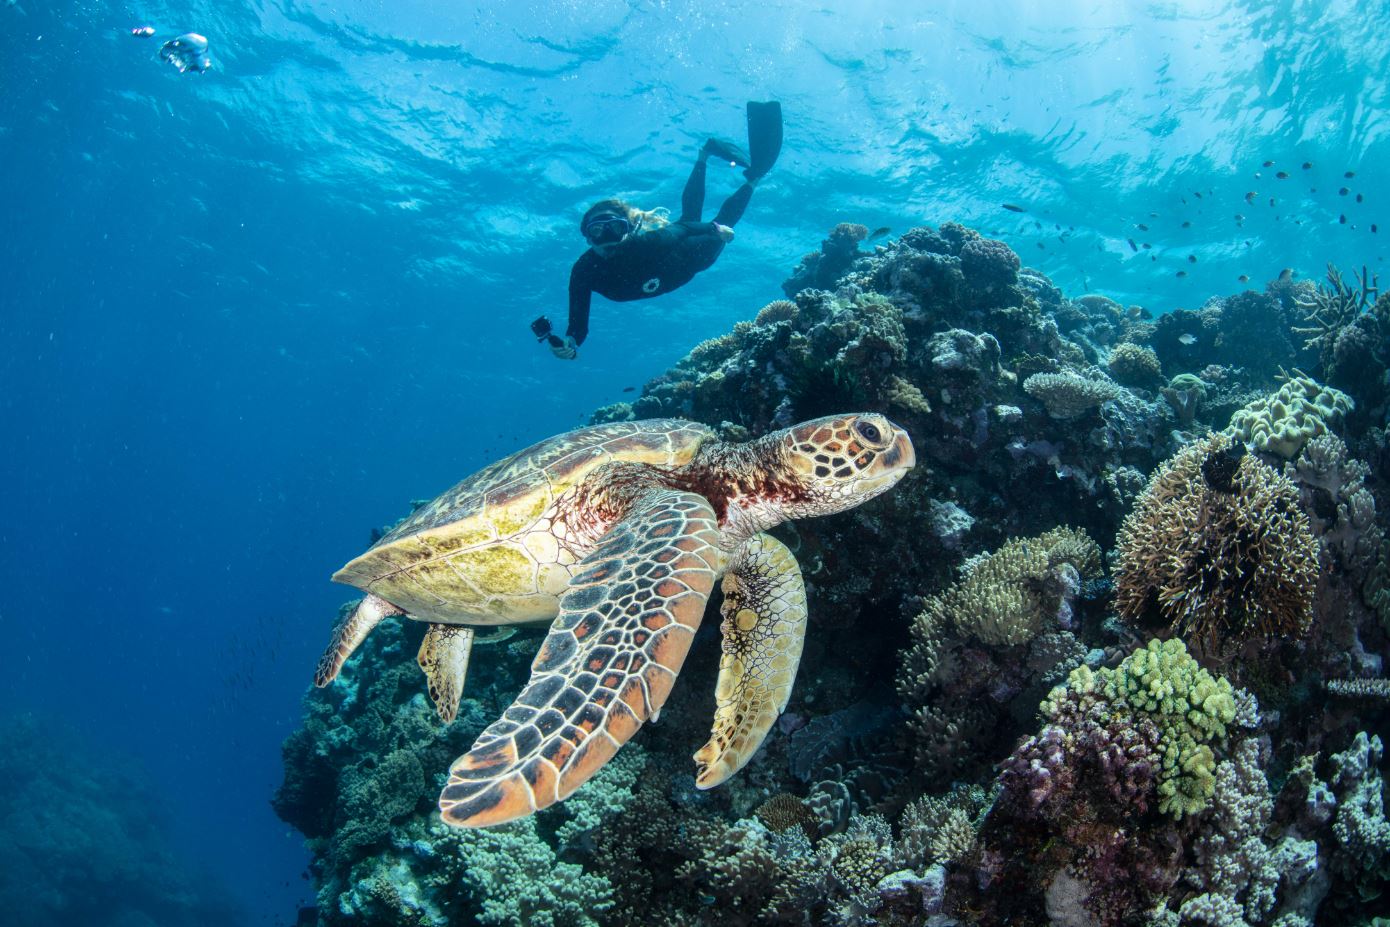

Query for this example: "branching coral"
[1113,433,1319,651]
[1292,263,1379,371]
[901,526,1100,654]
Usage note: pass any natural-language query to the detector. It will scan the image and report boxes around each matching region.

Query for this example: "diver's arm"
[565,258,594,346]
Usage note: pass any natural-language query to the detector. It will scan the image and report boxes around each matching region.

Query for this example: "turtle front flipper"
[314,593,403,687]
[693,532,807,789]
[439,490,721,828]
[418,624,475,723]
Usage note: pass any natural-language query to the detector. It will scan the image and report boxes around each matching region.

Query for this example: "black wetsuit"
[565,161,754,345]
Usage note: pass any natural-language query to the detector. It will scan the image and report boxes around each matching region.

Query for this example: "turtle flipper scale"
[693,532,807,789]
[438,490,721,828]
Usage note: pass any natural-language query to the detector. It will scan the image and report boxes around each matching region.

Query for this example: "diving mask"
[582,214,633,245]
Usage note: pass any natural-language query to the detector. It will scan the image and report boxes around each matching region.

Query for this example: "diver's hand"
[713,223,735,243]
[549,335,578,360]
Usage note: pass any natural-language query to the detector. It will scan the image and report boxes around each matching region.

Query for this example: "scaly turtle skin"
[315,413,914,827]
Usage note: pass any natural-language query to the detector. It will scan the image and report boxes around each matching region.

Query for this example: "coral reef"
[277,220,1390,927]
[1113,433,1319,652]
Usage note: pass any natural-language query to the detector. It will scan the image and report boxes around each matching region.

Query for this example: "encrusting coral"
[1114,432,1319,651]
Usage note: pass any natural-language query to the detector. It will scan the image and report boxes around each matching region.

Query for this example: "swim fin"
[744,100,782,182]
[703,137,751,168]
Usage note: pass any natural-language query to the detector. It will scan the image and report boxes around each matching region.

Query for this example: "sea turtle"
[315,412,914,828]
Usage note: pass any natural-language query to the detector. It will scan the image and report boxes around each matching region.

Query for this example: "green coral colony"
[277,226,1390,926]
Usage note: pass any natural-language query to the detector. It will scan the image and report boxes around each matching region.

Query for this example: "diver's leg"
[713,182,754,227]
[680,158,708,223]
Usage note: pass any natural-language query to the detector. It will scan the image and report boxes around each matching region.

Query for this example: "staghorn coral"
[1225,375,1354,459]
[1024,370,1125,419]
[1292,263,1379,372]
[1113,433,1319,651]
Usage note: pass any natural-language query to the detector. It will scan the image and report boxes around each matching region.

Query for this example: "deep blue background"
[2,1,1386,922]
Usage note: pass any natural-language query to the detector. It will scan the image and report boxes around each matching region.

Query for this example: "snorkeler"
[535,101,782,360]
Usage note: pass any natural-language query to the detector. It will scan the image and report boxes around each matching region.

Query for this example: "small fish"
[1278,268,1293,281]
[1128,238,1138,252]
[1339,187,1350,196]
[622,386,635,393]
[1276,171,1289,179]
[1345,170,1356,178]
[1310,187,1318,193]
[1302,161,1313,169]
[1148,213,1159,218]
[1373,224,1379,234]
[1036,242,1046,249]
[1356,193,1364,203]
[1194,191,1203,199]
[131,25,155,37]
[1182,220,1191,228]
[1179,333,1197,344]
[1033,220,1042,230]
[1234,214,1245,222]
[1245,191,1258,203]
[1238,274,1250,283]
[1137,223,1149,231]
[1177,270,1188,278]
[1262,160,1274,167]
[1188,254,1197,263]
[868,226,891,240]
[1142,242,1152,249]
[1269,197,1276,206]
[1002,203,1026,213]
[1339,214,1347,224]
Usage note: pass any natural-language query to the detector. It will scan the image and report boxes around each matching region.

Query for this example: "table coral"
[1024,370,1125,419]
[1114,433,1319,651]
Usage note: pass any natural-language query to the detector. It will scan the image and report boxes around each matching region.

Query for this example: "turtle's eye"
[854,419,884,444]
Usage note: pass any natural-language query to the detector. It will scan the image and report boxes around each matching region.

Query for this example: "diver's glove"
[549,334,578,360]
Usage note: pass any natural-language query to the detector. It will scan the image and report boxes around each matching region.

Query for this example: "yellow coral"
[920,527,1101,647]
[1225,375,1354,458]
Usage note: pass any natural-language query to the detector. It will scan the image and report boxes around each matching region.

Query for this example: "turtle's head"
[772,413,915,519]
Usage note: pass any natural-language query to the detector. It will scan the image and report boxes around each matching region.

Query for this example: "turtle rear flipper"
[418,624,475,723]
[693,532,807,788]
[314,593,402,687]
[438,490,722,828]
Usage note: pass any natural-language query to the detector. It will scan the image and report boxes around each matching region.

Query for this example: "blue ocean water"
[1,1,1386,924]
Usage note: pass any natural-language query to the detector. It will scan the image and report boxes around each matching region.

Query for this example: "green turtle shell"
[333,419,715,624]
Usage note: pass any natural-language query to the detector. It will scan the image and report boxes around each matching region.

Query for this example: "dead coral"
[1114,433,1319,651]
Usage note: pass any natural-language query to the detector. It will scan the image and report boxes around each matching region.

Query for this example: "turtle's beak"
[881,428,915,472]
